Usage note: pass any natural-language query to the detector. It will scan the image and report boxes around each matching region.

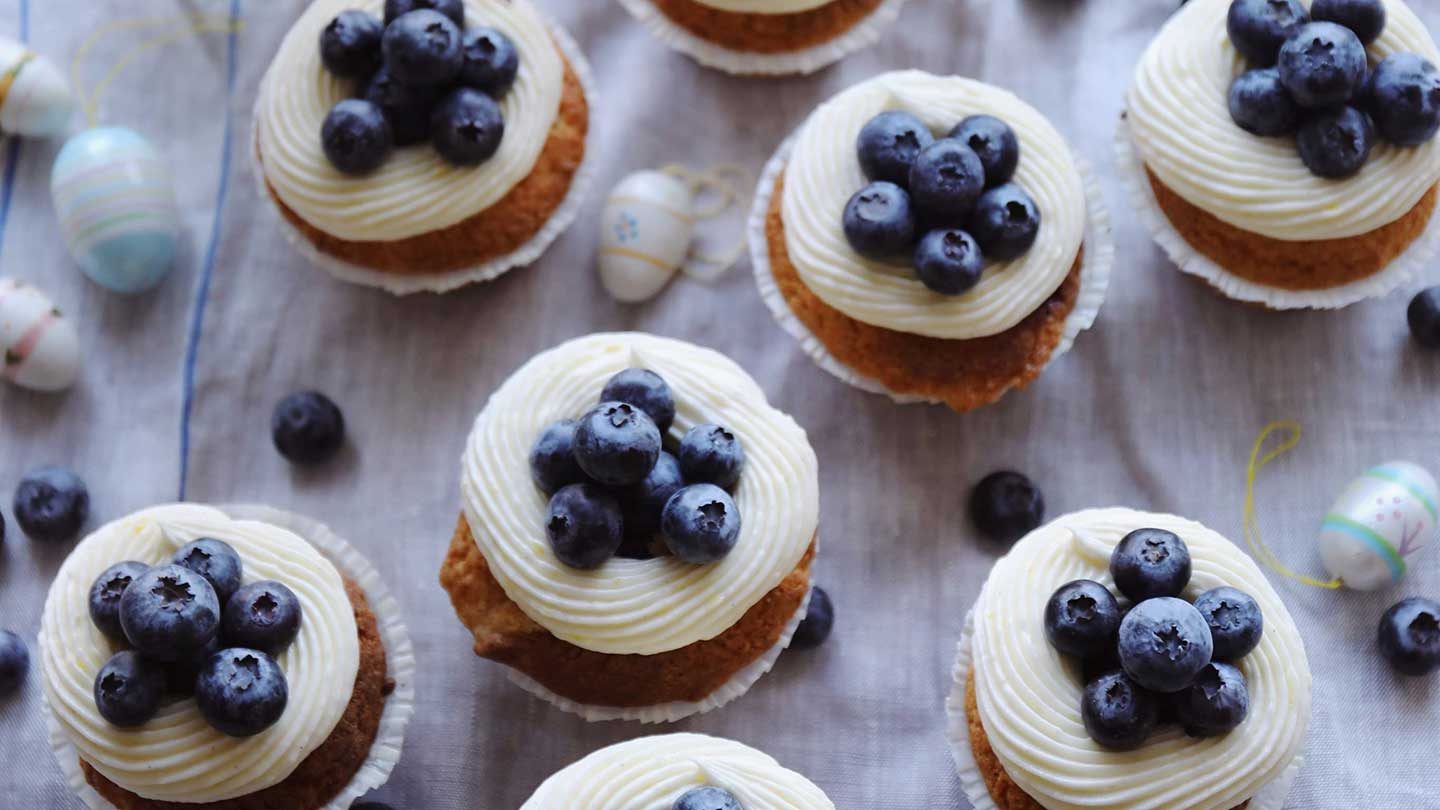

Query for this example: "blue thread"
[0,0,33,261]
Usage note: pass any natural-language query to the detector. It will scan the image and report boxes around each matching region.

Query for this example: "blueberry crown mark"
[1005,201,1028,220]
[153,576,195,610]
[966,134,989,152]
[548,514,570,534]
[100,672,127,696]
[1066,594,1097,622]
[458,120,485,140]
[1209,600,1241,629]
[227,654,262,691]
[698,500,727,527]
[182,547,212,567]
[1141,539,1170,564]
[100,574,134,600]
[252,593,281,623]
[707,427,735,445]
[1152,624,1190,660]
[1409,611,1440,645]
[1103,680,1130,709]
[895,131,920,149]
[424,21,450,45]
[604,403,636,427]
[1196,665,1226,700]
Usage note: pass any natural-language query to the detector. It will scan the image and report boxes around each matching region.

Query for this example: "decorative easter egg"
[598,170,695,303]
[0,37,73,137]
[1319,461,1439,590]
[51,127,179,294]
[0,277,80,392]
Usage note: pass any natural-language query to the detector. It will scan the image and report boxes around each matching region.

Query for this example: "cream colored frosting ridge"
[521,733,835,809]
[780,70,1087,340]
[256,0,564,242]
[461,332,819,656]
[971,508,1311,810]
[39,504,360,803]
[1128,0,1440,242]
[690,0,835,13]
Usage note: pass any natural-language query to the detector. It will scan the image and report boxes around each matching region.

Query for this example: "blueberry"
[1297,105,1375,179]
[1278,22,1367,109]
[271,390,346,466]
[677,424,746,490]
[673,786,742,810]
[222,581,303,655]
[1109,528,1191,601]
[1175,661,1250,736]
[661,484,741,564]
[196,648,289,737]
[967,183,1041,261]
[430,87,505,166]
[1192,586,1263,661]
[1044,580,1123,658]
[381,9,463,88]
[856,111,935,187]
[93,650,165,727]
[948,115,1019,188]
[459,27,520,97]
[319,10,383,78]
[384,0,464,25]
[618,451,684,552]
[908,139,986,225]
[173,538,244,605]
[1408,287,1440,349]
[0,510,5,546]
[1311,0,1386,46]
[1363,54,1440,147]
[790,585,835,650]
[913,229,983,296]
[1080,670,1157,750]
[165,634,220,697]
[364,66,441,146]
[529,419,588,494]
[13,466,89,543]
[88,561,150,642]
[1378,597,1440,676]
[574,402,662,487]
[1118,597,1214,693]
[842,181,917,260]
[600,368,676,433]
[321,99,392,175]
[119,564,220,661]
[1228,67,1300,136]
[1226,0,1308,66]
[968,471,1044,545]
[0,630,28,696]
[545,483,624,569]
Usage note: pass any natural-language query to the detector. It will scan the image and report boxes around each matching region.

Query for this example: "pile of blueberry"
[673,786,743,810]
[1043,528,1265,749]
[317,0,521,174]
[86,538,303,737]
[842,110,1042,296]
[1226,0,1440,179]
[529,368,747,569]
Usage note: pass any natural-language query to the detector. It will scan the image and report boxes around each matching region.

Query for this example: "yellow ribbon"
[660,163,752,283]
[1243,420,1344,589]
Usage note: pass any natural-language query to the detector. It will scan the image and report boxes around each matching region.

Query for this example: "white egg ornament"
[598,170,696,303]
[0,277,80,392]
[0,37,74,137]
[51,127,180,294]
[1319,461,1439,590]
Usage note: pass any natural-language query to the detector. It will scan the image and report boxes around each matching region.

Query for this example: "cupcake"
[1121,0,1440,308]
[751,70,1112,412]
[520,733,835,808]
[946,508,1312,810]
[440,332,819,722]
[254,0,595,294]
[616,0,907,76]
[39,504,413,809]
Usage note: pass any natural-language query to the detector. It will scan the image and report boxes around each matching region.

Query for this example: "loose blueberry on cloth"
[968,470,1045,545]
[0,630,28,696]
[1378,596,1440,676]
[272,390,347,466]
[790,585,835,650]
[12,466,88,543]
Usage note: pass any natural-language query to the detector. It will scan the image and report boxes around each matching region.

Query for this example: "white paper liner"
[748,133,1114,406]
[251,17,600,296]
[943,608,1304,810]
[1115,116,1440,310]
[616,0,907,77]
[505,584,813,724]
[45,505,417,810]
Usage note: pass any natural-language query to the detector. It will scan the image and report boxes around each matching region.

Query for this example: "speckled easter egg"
[0,277,80,392]
[598,170,695,303]
[50,127,179,294]
[1319,461,1438,590]
[0,37,73,137]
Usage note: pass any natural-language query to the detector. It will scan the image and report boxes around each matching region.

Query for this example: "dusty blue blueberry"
[948,115,1019,187]
[119,564,221,662]
[1278,22,1368,109]
[93,650,165,727]
[272,391,346,466]
[1044,579,1123,659]
[1110,528,1192,601]
[173,538,244,605]
[1118,597,1215,693]
[913,229,983,296]
[1408,287,1440,349]
[789,585,834,651]
[856,111,935,187]
[673,785,742,810]
[908,139,986,226]
[601,368,676,433]
[1227,0,1309,65]
[969,471,1044,545]
[618,451,685,556]
[546,483,624,569]
[1081,670,1158,750]
[460,27,520,97]
[967,182,1041,261]
[1311,0,1386,46]
[88,561,150,642]
[1229,67,1300,136]
[196,648,289,737]
[364,66,442,146]
[842,181,916,260]
[1297,105,1375,179]
[661,484,741,564]
[319,10,383,78]
[1175,661,1250,736]
[321,99,393,175]
[1364,54,1440,146]
[223,580,303,655]
[1192,586,1264,661]
[381,9,463,87]
[1378,596,1440,676]
[677,424,746,490]
[384,0,464,24]
[430,87,505,166]
[13,466,89,543]
[0,629,28,696]
[530,419,588,494]
[574,402,662,487]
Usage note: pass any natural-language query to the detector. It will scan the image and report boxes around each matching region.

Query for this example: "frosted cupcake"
[254,0,594,294]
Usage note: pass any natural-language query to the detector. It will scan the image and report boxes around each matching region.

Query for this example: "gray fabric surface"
[3,0,1440,806]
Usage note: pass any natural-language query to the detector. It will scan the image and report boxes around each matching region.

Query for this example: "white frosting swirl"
[39,504,360,803]
[689,0,834,14]
[971,508,1311,810]
[780,71,1087,340]
[1128,0,1440,242]
[256,0,564,242]
[461,332,819,656]
[520,733,835,809]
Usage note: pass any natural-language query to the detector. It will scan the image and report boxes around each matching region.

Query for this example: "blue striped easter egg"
[50,127,179,294]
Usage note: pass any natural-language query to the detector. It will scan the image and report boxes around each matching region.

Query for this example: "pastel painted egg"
[50,127,179,294]
[0,37,73,137]
[1319,461,1438,590]
[598,170,695,303]
[0,277,80,392]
